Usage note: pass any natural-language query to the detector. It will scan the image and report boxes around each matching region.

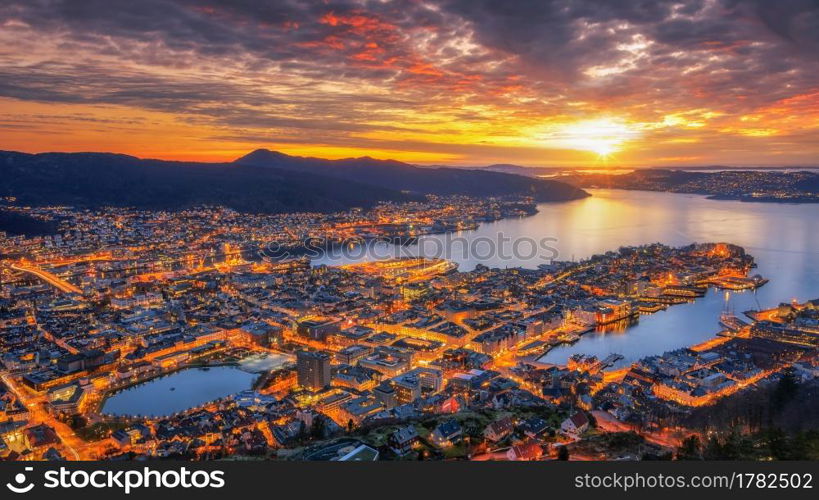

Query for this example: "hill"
[559,168,819,203]
[234,149,589,202]
[0,149,589,214]
[0,151,417,213]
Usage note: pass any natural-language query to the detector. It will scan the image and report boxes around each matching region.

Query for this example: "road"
[0,373,118,460]
[1,373,82,459]
[592,410,684,449]
[10,263,84,296]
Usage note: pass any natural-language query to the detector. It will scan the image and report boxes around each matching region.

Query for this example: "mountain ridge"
[234,149,589,201]
[0,149,589,214]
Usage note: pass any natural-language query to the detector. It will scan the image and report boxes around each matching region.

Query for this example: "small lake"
[101,366,257,418]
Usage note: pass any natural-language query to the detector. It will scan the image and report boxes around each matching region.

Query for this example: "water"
[101,366,257,417]
[315,189,819,365]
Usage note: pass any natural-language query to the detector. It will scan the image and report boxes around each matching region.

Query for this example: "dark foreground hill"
[0,151,418,213]
[0,149,588,214]
[235,149,589,202]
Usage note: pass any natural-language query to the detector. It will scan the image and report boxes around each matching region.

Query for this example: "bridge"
[10,264,84,296]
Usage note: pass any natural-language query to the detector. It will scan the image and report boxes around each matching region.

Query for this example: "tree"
[557,445,570,461]
[68,414,87,430]
[347,419,355,433]
[311,417,326,439]
[703,435,725,460]
[719,430,748,460]
[771,369,799,413]
[788,431,810,460]
[764,428,789,460]
[676,435,702,460]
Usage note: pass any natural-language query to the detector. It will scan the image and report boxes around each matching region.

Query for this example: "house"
[43,447,65,461]
[506,440,544,461]
[23,424,60,450]
[388,425,419,456]
[270,420,303,447]
[154,440,187,458]
[560,412,589,438]
[483,416,514,443]
[519,417,549,439]
[438,395,461,414]
[429,419,463,448]
[112,424,152,447]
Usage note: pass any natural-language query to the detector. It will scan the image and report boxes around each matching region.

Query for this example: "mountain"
[0,149,589,214]
[234,149,589,201]
[0,151,417,213]
[479,164,541,177]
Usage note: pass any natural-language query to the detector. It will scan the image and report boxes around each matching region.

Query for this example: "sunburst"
[545,117,641,158]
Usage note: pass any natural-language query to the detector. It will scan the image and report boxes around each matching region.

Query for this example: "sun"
[544,117,641,158]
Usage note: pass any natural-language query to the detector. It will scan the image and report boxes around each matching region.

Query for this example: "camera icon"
[6,467,34,494]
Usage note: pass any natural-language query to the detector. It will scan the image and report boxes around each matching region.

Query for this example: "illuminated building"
[296,350,331,391]
[296,317,341,342]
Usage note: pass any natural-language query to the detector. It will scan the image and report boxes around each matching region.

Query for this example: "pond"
[101,366,258,418]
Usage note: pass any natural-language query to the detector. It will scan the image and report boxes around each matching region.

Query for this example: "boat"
[719,311,748,332]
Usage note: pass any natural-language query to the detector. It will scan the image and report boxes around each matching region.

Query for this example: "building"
[429,419,463,448]
[47,383,88,414]
[373,381,397,409]
[560,412,589,437]
[389,367,444,405]
[338,396,384,425]
[472,323,527,355]
[23,424,60,451]
[236,321,282,347]
[750,321,819,347]
[401,282,430,301]
[112,424,152,447]
[358,346,412,377]
[296,350,331,391]
[388,425,419,456]
[335,344,372,365]
[506,440,544,461]
[596,299,633,324]
[483,416,514,443]
[296,317,341,342]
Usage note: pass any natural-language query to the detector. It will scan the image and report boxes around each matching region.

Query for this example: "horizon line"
[3,147,819,171]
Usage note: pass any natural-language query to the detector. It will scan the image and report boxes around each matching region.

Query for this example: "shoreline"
[568,186,819,204]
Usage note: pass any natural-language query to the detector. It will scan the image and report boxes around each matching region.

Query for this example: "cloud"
[0,0,817,165]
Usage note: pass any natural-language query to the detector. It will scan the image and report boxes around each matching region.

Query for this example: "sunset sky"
[1,0,819,167]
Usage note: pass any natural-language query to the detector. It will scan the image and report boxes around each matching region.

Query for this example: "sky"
[1,0,819,167]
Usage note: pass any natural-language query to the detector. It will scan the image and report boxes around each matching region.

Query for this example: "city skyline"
[2,0,819,167]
